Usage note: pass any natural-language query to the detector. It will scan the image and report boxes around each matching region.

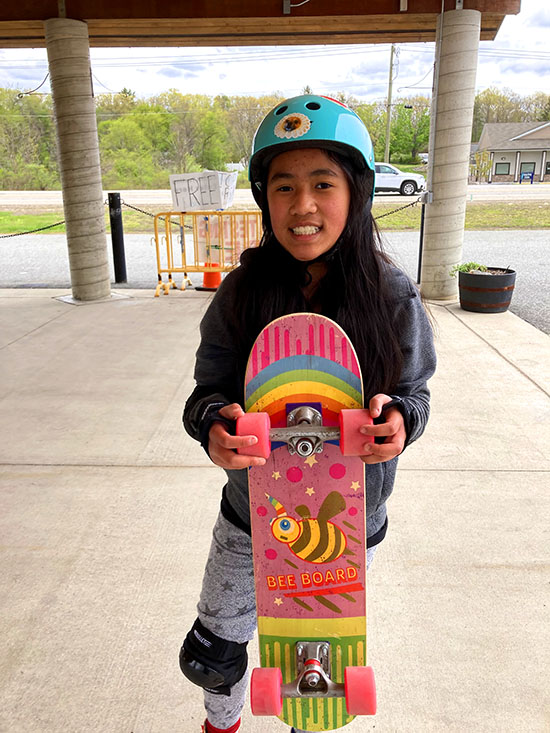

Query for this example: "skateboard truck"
[281,641,345,699]
[250,647,377,716]
[236,406,374,459]
[271,406,339,457]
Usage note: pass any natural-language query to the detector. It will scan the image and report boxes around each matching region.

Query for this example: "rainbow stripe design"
[245,315,363,426]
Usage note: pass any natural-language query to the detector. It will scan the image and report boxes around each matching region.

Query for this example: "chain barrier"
[0,220,66,238]
[0,195,422,239]
[374,195,422,221]
[119,200,193,229]
[0,199,189,240]
[118,200,157,218]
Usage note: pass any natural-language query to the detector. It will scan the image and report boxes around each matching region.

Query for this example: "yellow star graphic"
[274,597,283,606]
[304,455,318,468]
[350,481,361,491]
[305,487,315,496]
[272,471,281,480]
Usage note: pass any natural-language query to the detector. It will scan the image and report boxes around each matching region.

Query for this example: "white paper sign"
[169,170,237,211]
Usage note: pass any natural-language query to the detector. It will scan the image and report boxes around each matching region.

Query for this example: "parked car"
[374,163,426,196]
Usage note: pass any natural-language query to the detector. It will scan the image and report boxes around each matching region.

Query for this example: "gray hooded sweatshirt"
[184,263,436,547]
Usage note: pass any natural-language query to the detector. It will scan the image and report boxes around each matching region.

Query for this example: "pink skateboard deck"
[242,313,375,730]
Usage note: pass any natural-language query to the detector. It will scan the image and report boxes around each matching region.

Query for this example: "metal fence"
[153,210,262,296]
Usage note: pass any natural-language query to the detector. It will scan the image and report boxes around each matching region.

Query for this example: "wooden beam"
[0,8,516,48]
[0,0,522,21]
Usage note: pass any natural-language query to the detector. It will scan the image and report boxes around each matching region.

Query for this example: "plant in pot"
[449,262,516,313]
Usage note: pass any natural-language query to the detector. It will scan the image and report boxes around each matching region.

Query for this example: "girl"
[180,95,436,733]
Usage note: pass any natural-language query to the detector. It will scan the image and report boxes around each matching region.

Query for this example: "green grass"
[0,211,66,235]
[373,201,550,231]
[0,207,168,235]
[391,163,427,174]
[1,201,549,235]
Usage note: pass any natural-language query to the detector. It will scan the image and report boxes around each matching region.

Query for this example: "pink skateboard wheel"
[250,667,283,716]
[345,666,376,715]
[339,409,374,456]
[236,412,271,459]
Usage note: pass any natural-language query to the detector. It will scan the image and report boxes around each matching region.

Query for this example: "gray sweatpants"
[197,512,377,730]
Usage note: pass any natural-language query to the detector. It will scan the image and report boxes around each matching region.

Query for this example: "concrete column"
[45,18,110,301]
[541,150,547,182]
[420,9,481,300]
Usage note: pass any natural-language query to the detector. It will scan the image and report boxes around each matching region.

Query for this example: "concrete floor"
[0,289,548,732]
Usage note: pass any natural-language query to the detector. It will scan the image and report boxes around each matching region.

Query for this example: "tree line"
[0,86,548,190]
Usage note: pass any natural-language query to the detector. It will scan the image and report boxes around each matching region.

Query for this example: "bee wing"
[317,491,346,521]
[295,504,311,519]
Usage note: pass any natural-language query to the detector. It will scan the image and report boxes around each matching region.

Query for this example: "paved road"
[1,230,548,334]
[0,182,549,208]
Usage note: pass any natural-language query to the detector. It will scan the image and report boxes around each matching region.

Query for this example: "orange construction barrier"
[153,210,262,296]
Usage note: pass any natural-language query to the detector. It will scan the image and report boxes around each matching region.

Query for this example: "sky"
[0,0,549,103]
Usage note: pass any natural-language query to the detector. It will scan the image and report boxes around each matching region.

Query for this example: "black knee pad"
[179,618,248,696]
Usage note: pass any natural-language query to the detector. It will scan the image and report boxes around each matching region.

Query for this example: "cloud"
[159,67,184,78]
[530,10,550,28]
[170,62,208,74]
[498,59,550,77]
[353,59,389,79]
[157,64,204,79]
[347,84,387,99]
[0,68,50,91]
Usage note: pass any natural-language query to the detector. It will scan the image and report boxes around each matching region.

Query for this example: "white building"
[478,121,550,183]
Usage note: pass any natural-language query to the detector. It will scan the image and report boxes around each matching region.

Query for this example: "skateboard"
[236,313,376,731]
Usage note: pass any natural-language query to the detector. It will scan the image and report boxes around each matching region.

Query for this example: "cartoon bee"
[265,491,347,564]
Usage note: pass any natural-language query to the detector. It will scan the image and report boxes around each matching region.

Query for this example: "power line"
[16,73,50,97]
[0,44,391,70]
[1,42,549,72]
[403,44,550,61]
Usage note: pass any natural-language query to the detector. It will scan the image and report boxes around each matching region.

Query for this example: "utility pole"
[384,44,396,163]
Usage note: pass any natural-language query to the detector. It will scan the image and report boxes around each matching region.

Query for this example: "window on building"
[520,162,535,174]
[546,161,550,175]
[494,162,510,175]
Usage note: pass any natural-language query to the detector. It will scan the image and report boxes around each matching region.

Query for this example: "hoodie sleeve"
[386,271,437,448]
[183,270,244,450]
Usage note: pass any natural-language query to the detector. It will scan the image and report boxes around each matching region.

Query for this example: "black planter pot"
[458,268,516,313]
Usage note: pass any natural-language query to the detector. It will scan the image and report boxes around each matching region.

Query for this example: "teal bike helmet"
[249,94,375,205]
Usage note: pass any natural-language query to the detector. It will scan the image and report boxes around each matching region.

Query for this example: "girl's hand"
[208,403,267,470]
[358,394,406,465]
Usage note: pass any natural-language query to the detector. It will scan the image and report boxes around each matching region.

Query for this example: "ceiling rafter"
[0,2,521,49]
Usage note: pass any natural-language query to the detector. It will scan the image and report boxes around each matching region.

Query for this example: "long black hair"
[227,149,405,399]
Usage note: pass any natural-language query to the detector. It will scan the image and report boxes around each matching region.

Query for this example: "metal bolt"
[296,439,313,457]
[306,671,321,687]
